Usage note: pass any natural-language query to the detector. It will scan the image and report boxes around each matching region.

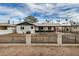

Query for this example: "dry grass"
[0,44,79,56]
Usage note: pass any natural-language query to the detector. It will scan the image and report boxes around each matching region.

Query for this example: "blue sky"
[0,3,79,23]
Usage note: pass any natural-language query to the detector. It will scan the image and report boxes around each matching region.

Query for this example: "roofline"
[16,22,35,26]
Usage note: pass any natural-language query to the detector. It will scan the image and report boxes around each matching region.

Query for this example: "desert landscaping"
[0,44,79,56]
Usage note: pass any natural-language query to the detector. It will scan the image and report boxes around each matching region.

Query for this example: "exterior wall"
[16,25,35,34]
[35,27,39,30]
[51,27,54,30]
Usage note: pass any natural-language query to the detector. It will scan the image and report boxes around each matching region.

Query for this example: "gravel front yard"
[0,44,79,56]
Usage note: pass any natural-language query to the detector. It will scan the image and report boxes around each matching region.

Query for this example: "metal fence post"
[26,34,31,44]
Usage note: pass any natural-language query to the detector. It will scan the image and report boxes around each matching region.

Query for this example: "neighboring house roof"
[34,23,73,27]
[0,23,15,27]
[16,22,34,26]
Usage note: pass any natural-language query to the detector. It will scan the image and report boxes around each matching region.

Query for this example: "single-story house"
[15,21,79,34]
[16,22,64,34]
[16,22,78,34]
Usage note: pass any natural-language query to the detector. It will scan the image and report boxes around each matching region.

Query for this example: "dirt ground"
[0,44,79,56]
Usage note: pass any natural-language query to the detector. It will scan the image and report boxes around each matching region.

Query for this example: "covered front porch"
[54,26,79,33]
[35,26,79,33]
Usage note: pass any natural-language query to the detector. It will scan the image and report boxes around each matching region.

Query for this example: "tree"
[65,18,68,22]
[24,15,38,23]
[45,19,50,23]
[69,20,76,25]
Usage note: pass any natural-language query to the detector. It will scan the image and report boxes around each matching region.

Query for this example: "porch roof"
[34,23,71,27]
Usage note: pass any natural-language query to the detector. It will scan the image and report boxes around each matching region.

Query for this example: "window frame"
[20,26,24,30]
[39,26,43,30]
[48,26,51,31]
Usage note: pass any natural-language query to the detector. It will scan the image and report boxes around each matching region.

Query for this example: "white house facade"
[16,22,35,34]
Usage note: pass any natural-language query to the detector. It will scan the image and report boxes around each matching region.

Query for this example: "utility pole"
[8,20,10,24]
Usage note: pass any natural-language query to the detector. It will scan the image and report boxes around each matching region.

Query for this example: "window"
[21,26,24,30]
[39,26,43,30]
[31,26,33,29]
[48,26,51,30]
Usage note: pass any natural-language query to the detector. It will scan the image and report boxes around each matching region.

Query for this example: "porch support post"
[54,27,56,32]
[62,27,63,32]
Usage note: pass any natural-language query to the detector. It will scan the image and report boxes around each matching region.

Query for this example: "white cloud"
[0,6,27,23]
[25,3,79,23]
[1,3,79,23]
[27,3,57,15]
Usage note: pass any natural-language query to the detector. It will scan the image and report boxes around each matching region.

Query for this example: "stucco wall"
[16,25,35,34]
